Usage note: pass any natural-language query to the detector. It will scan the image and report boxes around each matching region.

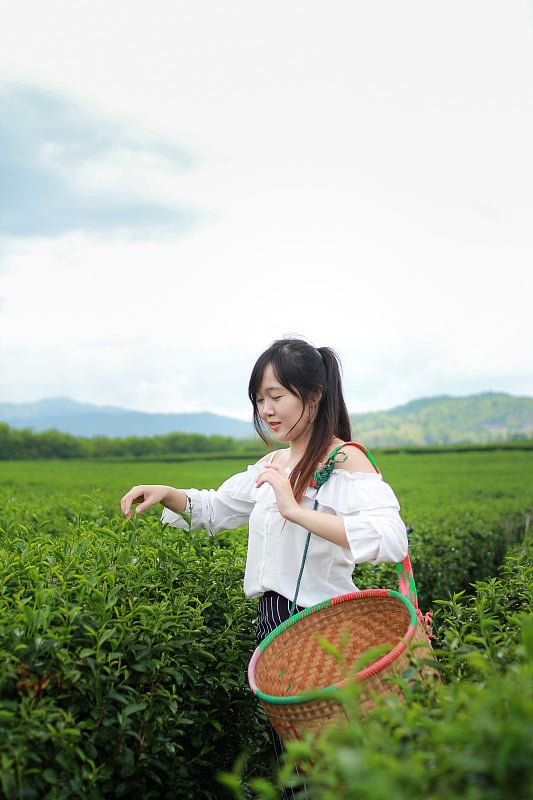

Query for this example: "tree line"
[2,422,531,461]
[0,423,266,461]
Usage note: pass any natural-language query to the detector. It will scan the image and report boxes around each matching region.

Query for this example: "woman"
[120,337,408,643]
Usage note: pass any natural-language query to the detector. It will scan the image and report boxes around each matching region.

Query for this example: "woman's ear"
[309,389,323,409]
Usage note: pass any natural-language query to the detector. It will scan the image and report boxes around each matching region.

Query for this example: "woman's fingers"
[256,464,284,488]
[256,465,298,518]
[121,486,149,518]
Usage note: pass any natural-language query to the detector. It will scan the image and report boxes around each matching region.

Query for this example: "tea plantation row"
[0,451,531,798]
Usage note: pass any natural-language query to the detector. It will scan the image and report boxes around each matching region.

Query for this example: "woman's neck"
[285,443,306,469]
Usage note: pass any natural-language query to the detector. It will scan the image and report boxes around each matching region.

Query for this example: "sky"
[1,0,532,420]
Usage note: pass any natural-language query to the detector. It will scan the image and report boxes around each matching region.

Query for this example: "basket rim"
[248,588,417,706]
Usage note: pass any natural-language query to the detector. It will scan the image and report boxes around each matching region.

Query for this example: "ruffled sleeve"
[315,470,408,564]
[161,463,261,535]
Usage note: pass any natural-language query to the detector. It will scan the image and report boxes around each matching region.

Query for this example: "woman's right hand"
[120,484,172,519]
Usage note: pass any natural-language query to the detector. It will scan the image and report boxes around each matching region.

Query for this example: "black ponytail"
[316,346,352,443]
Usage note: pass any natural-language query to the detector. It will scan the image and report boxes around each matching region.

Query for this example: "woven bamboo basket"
[247,588,433,744]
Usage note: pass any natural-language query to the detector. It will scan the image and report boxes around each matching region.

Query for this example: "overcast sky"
[1,1,532,420]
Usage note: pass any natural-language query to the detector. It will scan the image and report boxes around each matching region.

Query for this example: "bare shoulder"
[333,443,378,474]
[255,449,286,466]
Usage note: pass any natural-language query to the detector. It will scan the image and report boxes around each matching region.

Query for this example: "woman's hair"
[248,338,352,503]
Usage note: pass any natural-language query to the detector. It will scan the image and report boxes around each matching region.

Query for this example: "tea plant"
[0,449,531,797]
[0,497,269,798]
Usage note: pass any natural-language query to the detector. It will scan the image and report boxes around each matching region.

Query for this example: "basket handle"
[396,526,434,637]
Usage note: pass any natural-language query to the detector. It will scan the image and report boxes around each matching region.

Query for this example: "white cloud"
[0,0,532,415]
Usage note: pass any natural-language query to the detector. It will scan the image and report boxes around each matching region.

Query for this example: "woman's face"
[255,363,317,444]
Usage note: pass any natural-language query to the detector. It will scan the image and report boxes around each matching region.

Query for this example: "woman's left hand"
[256,464,300,520]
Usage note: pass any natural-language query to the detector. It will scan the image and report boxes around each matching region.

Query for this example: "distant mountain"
[350,392,533,447]
[0,398,254,439]
[1,392,532,446]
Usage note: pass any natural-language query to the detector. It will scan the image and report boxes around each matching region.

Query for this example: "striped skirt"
[256,590,305,643]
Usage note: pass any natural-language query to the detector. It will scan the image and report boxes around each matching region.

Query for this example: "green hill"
[350,392,533,447]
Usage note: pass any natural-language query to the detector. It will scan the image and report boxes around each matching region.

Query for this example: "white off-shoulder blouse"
[161,461,408,608]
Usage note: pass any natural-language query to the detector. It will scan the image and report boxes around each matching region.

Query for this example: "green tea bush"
[0,453,531,798]
[433,535,533,680]
[0,497,270,799]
